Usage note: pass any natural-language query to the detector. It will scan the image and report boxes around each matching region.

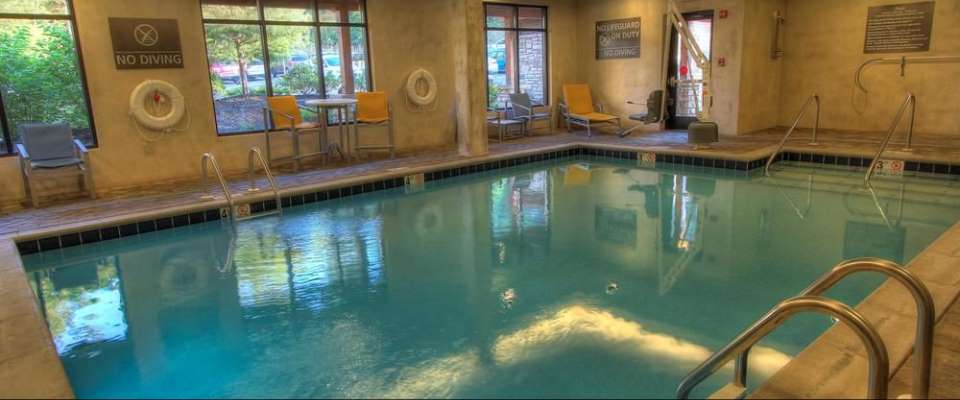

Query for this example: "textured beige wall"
[575,0,747,136]
[0,0,579,205]
[737,0,785,134]
[778,0,960,135]
[366,0,459,152]
[575,0,666,130]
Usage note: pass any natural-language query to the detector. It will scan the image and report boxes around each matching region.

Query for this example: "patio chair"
[264,96,323,172]
[353,91,396,159]
[486,108,525,143]
[559,84,621,137]
[17,123,95,207]
[509,93,552,133]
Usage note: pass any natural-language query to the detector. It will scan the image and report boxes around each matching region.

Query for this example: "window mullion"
[316,27,327,99]
[256,0,274,98]
[66,0,97,147]
[0,90,11,154]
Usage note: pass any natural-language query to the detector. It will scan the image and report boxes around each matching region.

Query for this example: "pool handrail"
[764,93,820,176]
[200,153,234,211]
[864,93,916,184]
[246,146,283,218]
[795,258,934,400]
[675,296,888,399]
[855,55,960,94]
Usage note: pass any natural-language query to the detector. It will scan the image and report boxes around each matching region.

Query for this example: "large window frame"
[0,0,98,155]
[200,0,373,136]
[483,2,549,110]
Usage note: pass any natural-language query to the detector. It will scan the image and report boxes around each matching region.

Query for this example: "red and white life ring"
[129,80,186,131]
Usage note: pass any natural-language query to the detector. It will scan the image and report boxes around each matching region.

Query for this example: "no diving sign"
[109,18,183,69]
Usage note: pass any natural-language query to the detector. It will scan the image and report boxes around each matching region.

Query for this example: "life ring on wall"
[129,79,186,131]
[406,68,438,107]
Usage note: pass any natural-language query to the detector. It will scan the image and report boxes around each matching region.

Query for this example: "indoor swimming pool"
[22,157,960,398]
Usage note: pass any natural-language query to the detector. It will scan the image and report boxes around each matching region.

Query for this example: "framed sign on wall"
[109,18,184,69]
[863,2,935,54]
[596,18,641,59]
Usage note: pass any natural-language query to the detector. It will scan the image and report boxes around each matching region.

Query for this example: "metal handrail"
[675,296,888,399]
[864,93,916,184]
[855,55,960,94]
[764,93,821,176]
[200,153,233,209]
[246,146,283,216]
[797,258,934,399]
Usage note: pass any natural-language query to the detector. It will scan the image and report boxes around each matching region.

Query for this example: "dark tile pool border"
[14,146,960,255]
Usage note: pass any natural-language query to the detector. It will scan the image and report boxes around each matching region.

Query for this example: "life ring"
[129,79,186,131]
[406,69,438,106]
[414,204,443,237]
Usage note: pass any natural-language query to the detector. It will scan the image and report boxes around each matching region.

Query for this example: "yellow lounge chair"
[559,84,621,137]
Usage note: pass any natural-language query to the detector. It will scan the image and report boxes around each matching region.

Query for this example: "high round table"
[305,98,358,161]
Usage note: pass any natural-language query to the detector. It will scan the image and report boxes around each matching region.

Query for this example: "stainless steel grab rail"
[865,93,917,184]
[856,55,960,94]
[200,153,234,210]
[246,146,283,216]
[797,258,934,399]
[675,296,889,399]
[764,94,820,176]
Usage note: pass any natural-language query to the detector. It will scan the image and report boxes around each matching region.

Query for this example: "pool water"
[23,157,960,398]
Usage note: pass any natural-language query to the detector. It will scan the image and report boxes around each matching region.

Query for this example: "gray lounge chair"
[17,123,95,207]
[509,93,552,133]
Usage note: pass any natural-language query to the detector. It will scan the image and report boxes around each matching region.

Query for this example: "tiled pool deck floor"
[1,127,960,398]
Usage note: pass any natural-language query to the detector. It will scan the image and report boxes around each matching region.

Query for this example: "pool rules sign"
[864,2,935,53]
[109,18,184,69]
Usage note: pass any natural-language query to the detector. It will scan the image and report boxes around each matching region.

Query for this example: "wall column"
[451,0,489,157]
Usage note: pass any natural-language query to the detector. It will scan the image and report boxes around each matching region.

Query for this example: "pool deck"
[1,127,959,398]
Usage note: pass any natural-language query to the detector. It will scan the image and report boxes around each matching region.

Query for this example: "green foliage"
[276,64,319,95]
[0,20,90,142]
[204,23,261,97]
[210,71,226,98]
[489,84,504,108]
[324,69,342,95]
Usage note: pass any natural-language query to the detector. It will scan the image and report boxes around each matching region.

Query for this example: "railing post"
[247,149,260,193]
[809,94,821,145]
[201,154,215,201]
[903,96,916,152]
[865,92,914,184]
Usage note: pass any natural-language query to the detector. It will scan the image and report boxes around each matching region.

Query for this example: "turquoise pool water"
[23,157,960,398]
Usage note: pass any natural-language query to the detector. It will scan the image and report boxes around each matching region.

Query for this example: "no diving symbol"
[134,24,159,47]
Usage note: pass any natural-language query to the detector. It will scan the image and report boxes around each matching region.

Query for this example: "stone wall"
[518,32,547,104]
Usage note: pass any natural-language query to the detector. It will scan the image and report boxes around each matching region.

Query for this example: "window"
[0,0,97,155]
[484,3,547,109]
[201,0,371,135]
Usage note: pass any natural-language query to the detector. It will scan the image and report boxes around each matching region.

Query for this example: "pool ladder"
[764,93,821,176]
[676,258,934,400]
[201,147,283,221]
[864,93,917,185]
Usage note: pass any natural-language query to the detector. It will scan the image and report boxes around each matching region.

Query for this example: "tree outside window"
[484,4,548,109]
[0,0,97,154]
[202,0,371,135]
